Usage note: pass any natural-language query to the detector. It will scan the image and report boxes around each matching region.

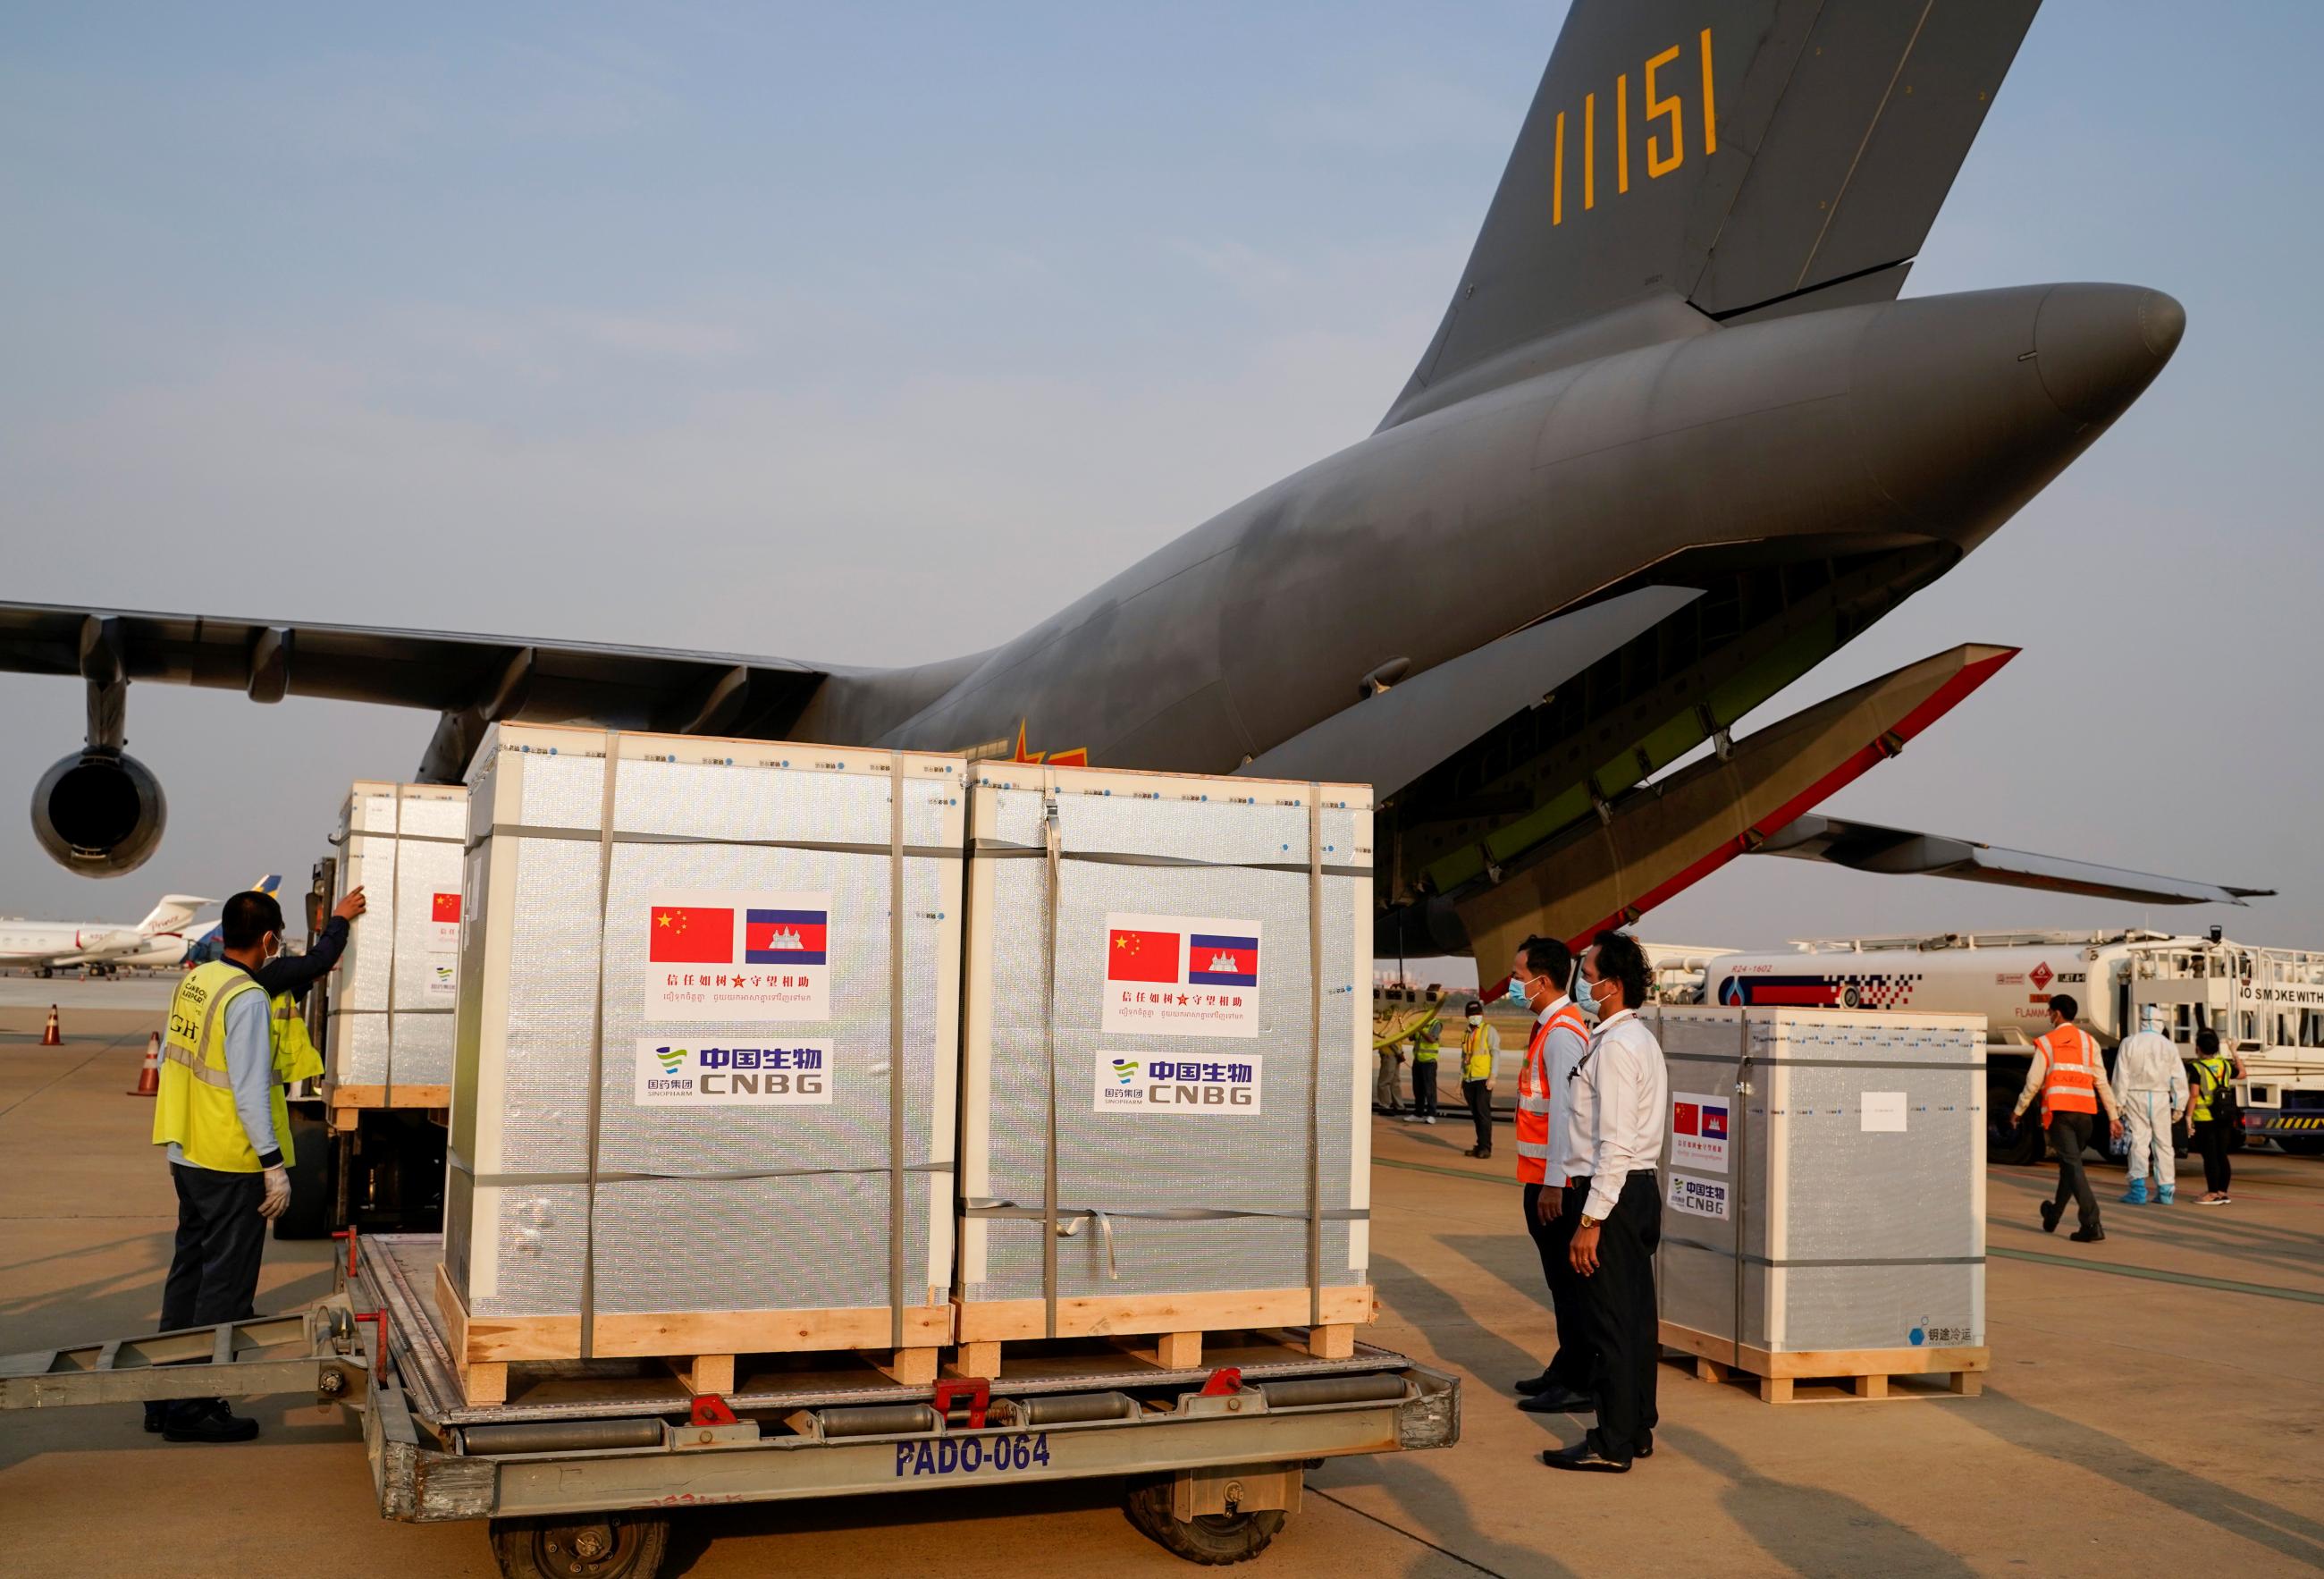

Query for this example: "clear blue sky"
[3,2,2318,951]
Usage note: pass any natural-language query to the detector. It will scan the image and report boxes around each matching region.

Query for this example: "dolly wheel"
[1124,1477,1287,1566]
[488,1512,669,1579]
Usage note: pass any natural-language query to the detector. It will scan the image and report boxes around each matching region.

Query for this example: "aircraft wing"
[1751,813,2271,907]
[0,602,830,781]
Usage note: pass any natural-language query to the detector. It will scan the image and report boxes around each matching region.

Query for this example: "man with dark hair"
[148,888,307,1442]
[1544,930,1667,1473]
[2010,993,2122,1243]
[1510,935,1592,1413]
[1457,999,1499,1159]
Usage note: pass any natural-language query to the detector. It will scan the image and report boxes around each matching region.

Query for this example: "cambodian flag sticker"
[746,908,828,967]
[1188,933,1259,988]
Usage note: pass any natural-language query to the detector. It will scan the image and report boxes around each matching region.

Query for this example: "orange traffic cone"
[39,1005,62,1046]
[129,1032,161,1097]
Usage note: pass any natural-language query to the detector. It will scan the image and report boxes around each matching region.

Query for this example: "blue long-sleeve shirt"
[167,961,282,1170]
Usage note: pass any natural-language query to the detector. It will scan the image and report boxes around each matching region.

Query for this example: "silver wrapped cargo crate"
[325,781,467,1111]
[956,762,1375,1363]
[441,723,964,1392]
[1651,1004,1988,1383]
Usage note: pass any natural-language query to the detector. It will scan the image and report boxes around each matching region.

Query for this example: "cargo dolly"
[1,1233,1459,1576]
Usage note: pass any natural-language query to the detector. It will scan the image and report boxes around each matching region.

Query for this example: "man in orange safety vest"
[2010,992,2124,1243]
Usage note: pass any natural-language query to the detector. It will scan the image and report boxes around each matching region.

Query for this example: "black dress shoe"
[1634,1431,1654,1458]
[1542,1439,1630,1473]
[163,1404,259,1444]
[2039,1201,2061,1234]
[2070,1224,2106,1243]
[1513,1369,1556,1396]
[1518,1386,1596,1414]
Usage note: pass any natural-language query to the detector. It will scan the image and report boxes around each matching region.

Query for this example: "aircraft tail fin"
[1382,0,2040,428]
[139,894,214,934]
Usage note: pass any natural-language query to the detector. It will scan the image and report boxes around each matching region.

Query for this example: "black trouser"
[2193,1117,2232,1194]
[1523,1179,1595,1393]
[2047,1111,2101,1231]
[1461,1078,1493,1152]
[148,1164,267,1425]
[1577,1171,1660,1459]
[1411,1060,1439,1117]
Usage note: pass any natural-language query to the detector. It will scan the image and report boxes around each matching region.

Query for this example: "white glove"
[258,1165,292,1221]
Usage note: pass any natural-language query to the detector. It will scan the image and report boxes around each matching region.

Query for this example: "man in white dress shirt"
[1543,930,1668,1474]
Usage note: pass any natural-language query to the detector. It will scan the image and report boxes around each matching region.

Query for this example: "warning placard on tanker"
[634,1038,833,1106]
[644,889,830,1021]
[1668,1172,1729,1221]
[1670,1092,1730,1174]
[1100,912,1260,1039]
[1093,1051,1264,1116]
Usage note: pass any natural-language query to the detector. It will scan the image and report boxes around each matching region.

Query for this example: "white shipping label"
[1670,1092,1731,1175]
[1099,912,1261,1040]
[1861,1091,1908,1133]
[1092,1051,1264,1117]
[643,889,831,1022]
[634,1037,833,1105]
[427,890,462,955]
[1668,1172,1729,1221]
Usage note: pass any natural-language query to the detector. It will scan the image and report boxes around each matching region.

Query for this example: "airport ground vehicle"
[0,1233,1456,1575]
[1703,931,2324,1164]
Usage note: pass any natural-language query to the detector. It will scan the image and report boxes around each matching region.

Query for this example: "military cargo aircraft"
[0,0,2264,975]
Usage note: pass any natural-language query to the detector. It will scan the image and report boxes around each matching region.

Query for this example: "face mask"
[1508,975,1534,1003]
[1585,975,1614,1008]
[1466,1014,1483,1027]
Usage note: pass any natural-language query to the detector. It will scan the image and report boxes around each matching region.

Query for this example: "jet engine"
[30,748,166,876]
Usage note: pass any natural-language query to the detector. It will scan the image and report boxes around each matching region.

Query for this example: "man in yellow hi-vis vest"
[147,889,307,1442]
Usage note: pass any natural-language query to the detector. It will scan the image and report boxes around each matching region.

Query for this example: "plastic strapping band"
[382,790,403,1110]
[1730,1006,1751,1372]
[454,1152,955,1186]
[1040,788,1063,1339]
[578,740,621,1361]
[1663,1237,1986,1270]
[1306,788,1323,1330]
[888,751,907,1352]
[479,823,958,861]
[966,840,1369,881]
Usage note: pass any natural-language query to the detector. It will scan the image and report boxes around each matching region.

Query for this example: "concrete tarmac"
[3,1017,2321,1576]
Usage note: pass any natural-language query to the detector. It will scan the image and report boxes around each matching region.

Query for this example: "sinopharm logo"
[1110,1058,1139,1085]
[654,1046,687,1074]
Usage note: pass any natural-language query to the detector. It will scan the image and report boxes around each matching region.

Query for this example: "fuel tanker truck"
[1697,930,2324,1165]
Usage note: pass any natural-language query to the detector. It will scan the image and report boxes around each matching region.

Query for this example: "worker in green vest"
[147,890,308,1443]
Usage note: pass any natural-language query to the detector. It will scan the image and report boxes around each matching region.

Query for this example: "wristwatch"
[1579,1214,1602,1229]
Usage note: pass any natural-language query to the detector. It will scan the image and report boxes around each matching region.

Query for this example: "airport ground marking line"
[0,1036,129,1122]
[1381,1156,2324,1305]
[1305,1485,1513,1579]
[1988,1245,2324,1305]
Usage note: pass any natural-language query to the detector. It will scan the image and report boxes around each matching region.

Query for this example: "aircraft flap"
[1753,813,2272,907]
[1235,586,1701,795]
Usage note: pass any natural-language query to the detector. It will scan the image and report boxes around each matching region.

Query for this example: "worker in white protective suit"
[2110,1009,2190,1205]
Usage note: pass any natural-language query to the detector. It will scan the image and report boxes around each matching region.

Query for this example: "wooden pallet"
[434,1262,952,1406]
[949,1286,1376,1379]
[1660,1319,1987,1405]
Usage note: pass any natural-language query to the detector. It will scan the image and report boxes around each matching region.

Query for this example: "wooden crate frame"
[1661,1318,1988,1404]
[434,1262,953,1406]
